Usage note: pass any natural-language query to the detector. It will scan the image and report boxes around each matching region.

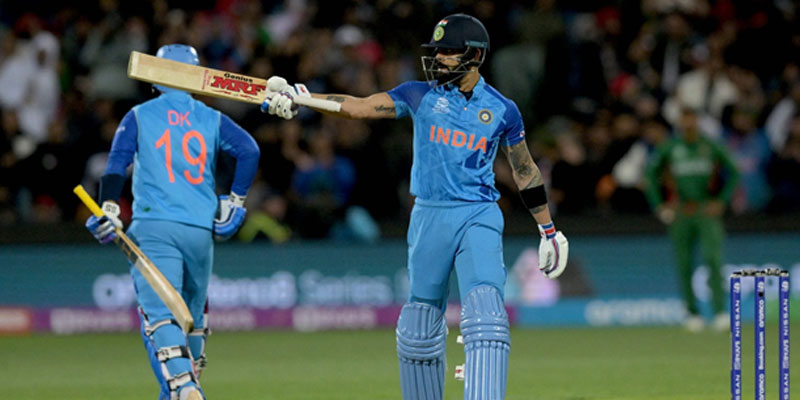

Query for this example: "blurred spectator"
[724,105,772,214]
[237,173,292,243]
[492,0,565,126]
[79,4,147,100]
[648,11,699,96]
[17,15,61,145]
[0,30,33,112]
[768,114,800,213]
[610,118,669,213]
[289,127,377,242]
[0,110,21,223]
[549,128,595,215]
[663,55,738,138]
[765,79,800,152]
[596,113,642,211]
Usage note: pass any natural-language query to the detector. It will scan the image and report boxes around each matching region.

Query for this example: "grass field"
[1,325,798,399]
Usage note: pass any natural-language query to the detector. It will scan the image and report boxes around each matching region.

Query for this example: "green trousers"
[668,214,725,315]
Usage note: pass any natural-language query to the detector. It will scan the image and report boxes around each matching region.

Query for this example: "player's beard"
[421,56,470,88]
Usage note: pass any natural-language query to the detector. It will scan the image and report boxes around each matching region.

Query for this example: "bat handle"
[73,185,105,217]
[294,96,342,113]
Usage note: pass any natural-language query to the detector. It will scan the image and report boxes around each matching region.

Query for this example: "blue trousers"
[406,200,507,306]
[127,219,212,333]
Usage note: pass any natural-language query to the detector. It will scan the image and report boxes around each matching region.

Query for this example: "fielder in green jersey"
[645,107,739,332]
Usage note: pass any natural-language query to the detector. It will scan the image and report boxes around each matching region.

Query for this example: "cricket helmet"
[153,44,199,93]
[420,14,489,87]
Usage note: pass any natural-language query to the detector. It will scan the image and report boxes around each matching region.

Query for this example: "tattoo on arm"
[374,104,394,113]
[530,204,547,214]
[506,142,541,188]
[506,142,550,217]
[325,95,346,103]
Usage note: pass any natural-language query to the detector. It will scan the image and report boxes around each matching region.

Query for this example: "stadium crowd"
[0,0,799,242]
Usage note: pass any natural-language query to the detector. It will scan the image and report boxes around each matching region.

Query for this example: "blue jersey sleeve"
[219,113,260,196]
[105,109,138,176]
[387,81,431,118]
[100,109,138,203]
[502,100,526,146]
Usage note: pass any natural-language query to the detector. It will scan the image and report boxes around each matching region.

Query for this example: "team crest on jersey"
[433,97,450,114]
[478,109,493,124]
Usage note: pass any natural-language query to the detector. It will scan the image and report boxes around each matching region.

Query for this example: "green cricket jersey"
[644,135,739,208]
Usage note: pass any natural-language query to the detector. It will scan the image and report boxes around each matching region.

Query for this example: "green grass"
[0,325,798,399]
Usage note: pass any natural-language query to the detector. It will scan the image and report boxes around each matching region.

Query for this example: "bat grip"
[73,185,105,217]
[294,96,342,113]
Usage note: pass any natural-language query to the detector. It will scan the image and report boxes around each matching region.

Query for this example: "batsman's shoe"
[711,313,729,332]
[180,387,205,400]
[683,315,705,333]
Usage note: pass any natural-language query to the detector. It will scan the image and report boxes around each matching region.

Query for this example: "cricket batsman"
[261,14,568,400]
[84,44,260,400]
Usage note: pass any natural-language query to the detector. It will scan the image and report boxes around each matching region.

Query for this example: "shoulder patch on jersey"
[478,109,493,124]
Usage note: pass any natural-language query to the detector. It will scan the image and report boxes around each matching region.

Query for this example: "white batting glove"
[101,200,123,229]
[538,223,569,279]
[266,76,290,94]
[260,76,310,120]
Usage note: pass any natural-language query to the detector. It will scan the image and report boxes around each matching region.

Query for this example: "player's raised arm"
[259,76,396,120]
[311,92,396,119]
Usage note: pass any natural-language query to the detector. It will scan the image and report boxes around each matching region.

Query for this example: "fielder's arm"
[502,142,553,224]
[311,93,396,119]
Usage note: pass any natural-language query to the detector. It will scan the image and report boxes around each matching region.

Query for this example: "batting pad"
[460,285,510,400]
[396,302,447,400]
[140,315,198,399]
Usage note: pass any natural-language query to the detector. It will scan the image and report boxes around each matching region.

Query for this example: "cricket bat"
[73,185,194,334]
[127,51,342,112]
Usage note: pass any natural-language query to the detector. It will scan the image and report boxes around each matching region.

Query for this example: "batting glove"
[213,193,247,241]
[537,222,569,279]
[260,76,310,120]
[85,201,122,244]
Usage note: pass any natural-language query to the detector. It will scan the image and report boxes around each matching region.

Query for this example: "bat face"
[128,51,268,105]
[204,71,267,102]
[128,51,341,111]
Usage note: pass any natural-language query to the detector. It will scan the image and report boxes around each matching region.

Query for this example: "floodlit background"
[0,1,798,399]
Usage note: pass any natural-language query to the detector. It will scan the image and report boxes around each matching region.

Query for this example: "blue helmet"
[420,14,489,87]
[153,44,200,93]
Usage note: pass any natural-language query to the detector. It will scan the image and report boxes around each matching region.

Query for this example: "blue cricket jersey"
[105,91,259,229]
[388,77,525,203]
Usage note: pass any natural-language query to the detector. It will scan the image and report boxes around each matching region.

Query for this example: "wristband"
[539,222,556,239]
[100,173,126,204]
